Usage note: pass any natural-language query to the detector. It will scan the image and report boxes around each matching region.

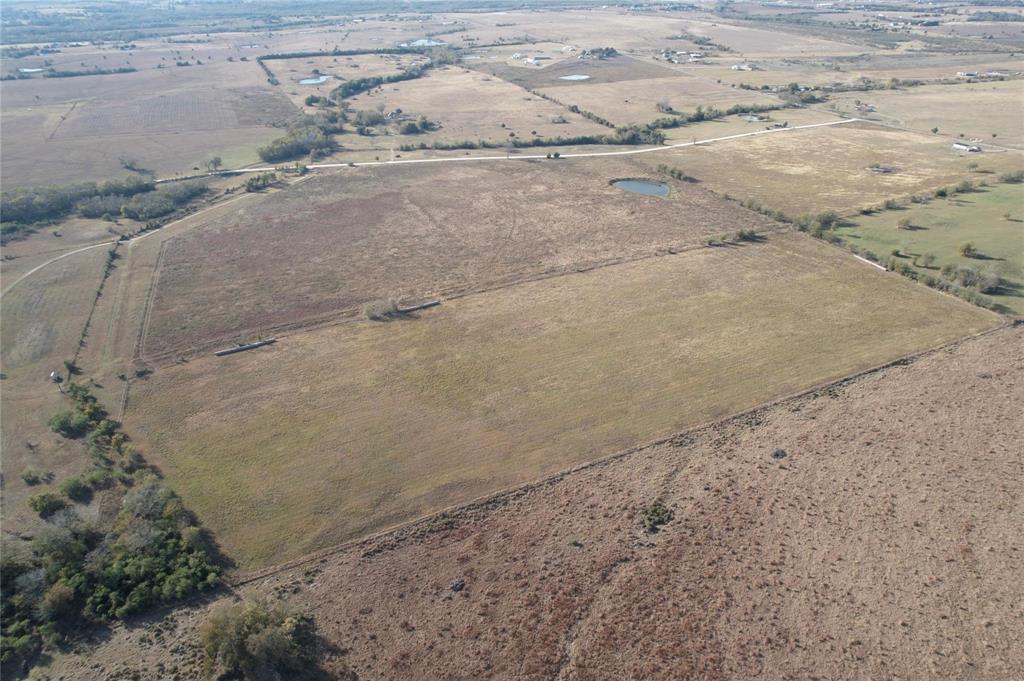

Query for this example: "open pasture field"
[126,232,999,568]
[0,246,111,529]
[830,80,1024,149]
[667,18,864,57]
[538,74,781,126]
[338,66,609,147]
[143,157,777,357]
[639,122,1024,216]
[0,59,295,187]
[53,325,1023,680]
[474,53,682,90]
[837,182,1024,314]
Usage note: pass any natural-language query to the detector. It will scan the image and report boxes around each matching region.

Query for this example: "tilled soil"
[50,325,1023,681]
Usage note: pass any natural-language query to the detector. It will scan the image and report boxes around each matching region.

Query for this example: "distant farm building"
[952,142,981,152]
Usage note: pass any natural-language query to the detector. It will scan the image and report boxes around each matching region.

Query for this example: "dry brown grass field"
[142,158,777,357]
[3,6,1023,679]
[829,80,1024,149]
[44,324,1023,681]
[639,121,1024,216]
[0,59,294,188]
[126,233,998,568]
[538,75,781,126]
[338,66,610,150]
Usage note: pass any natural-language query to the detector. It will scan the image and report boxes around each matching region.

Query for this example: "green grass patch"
[836,183,1024,314]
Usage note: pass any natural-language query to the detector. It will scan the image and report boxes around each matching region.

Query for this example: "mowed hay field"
[640,122,1024,216]
[126,233,999,568]
[143,158,778,356]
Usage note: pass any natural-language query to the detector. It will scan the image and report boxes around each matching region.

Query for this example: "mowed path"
[125,233,999,569]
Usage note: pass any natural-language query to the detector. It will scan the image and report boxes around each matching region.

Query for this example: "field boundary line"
[225,319,1012,586]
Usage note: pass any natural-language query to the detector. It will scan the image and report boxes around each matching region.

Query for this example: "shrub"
[20,469,49,486]
[735,228,759,242]
[363,298,400,321]
[48,410,91,438]
[641,501,673,533]
[998,169,1024,184]
[27,493,67,518]
[896,217,911,230]
[918,253,936,268]
[201,601,319,681]
[959,242,977,258]
[816,211,839,230]
[59,477,91,503]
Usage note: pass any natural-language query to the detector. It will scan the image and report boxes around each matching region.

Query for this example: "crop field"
[337,67,610,150]
[142,158,778,357]
[125,232,998,568]
[830,81,1024,149]
[836,182,1024,314]
[538,74,781,126]
[638,122,1024,216]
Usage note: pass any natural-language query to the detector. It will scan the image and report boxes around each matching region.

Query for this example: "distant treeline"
[330,48,458,99]
[398,125,666,152]
[646,102,789,130]
[43,66,136,78]
[1,178,206,238]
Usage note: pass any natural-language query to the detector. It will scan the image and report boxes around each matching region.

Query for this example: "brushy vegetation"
[364,298,402,321]
[258,112,345,162]
[1,383,220,666]
[201,601,321,681]
[641,501,674,533]
[656,164,698,183]
[1,177,207,238]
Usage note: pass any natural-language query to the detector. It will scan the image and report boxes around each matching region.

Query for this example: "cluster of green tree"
[566,104,616,129]
[110,181,207,221]
[43,66,136,78]
[398,115,437,135]
[257,113,342,162]
[397,125,665,152]
[201,601,321,680]
[1,177,156,236]
[2,384,221,665]
[656,164,698,183]
[304,94,333,107]
[585,47,618,59]
[647,102,787,131]
[245,172,278,192]
[333,62,430,99]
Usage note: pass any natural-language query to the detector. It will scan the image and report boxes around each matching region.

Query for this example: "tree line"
[2,383,221,666]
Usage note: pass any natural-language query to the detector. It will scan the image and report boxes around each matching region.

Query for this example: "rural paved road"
[2,118,859,297]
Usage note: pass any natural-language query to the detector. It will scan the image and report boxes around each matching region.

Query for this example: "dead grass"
[126,233,998,568]
[638,121,1024,216]
[143,158,777,357]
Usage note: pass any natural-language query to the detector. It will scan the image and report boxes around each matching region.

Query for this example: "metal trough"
[214,339,276,357]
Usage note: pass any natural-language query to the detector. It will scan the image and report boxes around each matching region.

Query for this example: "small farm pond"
[299,75,332,85]
[612,179,669,197]
[558,74,591,81]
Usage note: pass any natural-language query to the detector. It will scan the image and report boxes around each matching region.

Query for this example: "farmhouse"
[952,141,981,152]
